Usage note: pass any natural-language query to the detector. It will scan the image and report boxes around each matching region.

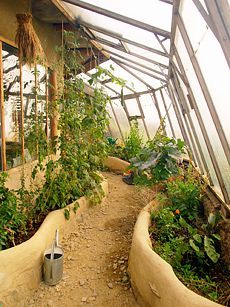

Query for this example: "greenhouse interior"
[0,0,229,306]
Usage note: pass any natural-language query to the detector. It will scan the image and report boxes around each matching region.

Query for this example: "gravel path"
[23,172,148,307]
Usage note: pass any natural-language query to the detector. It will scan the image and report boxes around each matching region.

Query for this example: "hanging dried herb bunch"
[15,13,44,65]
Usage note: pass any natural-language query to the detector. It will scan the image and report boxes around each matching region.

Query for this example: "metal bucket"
[43,230,64,286]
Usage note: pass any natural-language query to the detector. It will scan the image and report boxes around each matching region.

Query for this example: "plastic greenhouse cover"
[62,0,171,66]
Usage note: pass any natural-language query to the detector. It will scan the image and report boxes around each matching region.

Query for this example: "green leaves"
[204,236,220,263]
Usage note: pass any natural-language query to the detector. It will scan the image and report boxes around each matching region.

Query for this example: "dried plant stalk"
[15,13,44,65]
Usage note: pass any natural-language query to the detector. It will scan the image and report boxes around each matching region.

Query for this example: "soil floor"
[23,172,151,307]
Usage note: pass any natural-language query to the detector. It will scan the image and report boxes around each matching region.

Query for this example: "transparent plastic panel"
[137,118,148,142]
[101,45,166,75]
[125,99,141,117]
[162,88,183,139]
[175,30,230,199]
[72,0,172,30]
[127,44,169,66]
[180,0,230,143]
[139,94,160,139]
[99,60,147,92]
[168,106,183,140]
[155,90,166,118]
[106,105,122,139]
[111,100,130,137]
[190,110,223,199]
[124,66,164,89]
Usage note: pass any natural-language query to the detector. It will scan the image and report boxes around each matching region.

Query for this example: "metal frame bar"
[63,0,171,38]
[77,21,168,58]
[173,47,229,203]
[177,13,230,165]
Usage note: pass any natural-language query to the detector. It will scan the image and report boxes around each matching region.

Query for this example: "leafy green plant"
[0,173,26,250]
[122,120,143,161]
[150,198,223,302]
[166,179,202,221]
[131,133,185,185]
[189,213,221,263]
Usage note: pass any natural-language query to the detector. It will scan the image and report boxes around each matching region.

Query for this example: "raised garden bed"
[128,200,226,307]
[0,179,108,307]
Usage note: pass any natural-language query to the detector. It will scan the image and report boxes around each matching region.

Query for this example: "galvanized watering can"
[43,229,64,286]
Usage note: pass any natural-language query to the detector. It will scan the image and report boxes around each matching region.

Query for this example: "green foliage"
[0,33,112,249]
[122,120,143,161]
[107,121,144,161]
[0,173,26,250]
[166,180,202,221]
[131,132,185,185]
[151,200,222,301]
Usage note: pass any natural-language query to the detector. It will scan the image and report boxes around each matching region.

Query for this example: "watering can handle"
[55,229,59,248]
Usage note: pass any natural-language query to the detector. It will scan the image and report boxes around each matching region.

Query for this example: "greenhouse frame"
[0,0,230,306]
[0,0,229,214]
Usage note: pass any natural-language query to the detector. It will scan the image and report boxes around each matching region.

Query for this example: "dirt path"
[23,172,148,307]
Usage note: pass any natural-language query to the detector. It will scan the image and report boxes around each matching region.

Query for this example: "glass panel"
[2,43,22,169]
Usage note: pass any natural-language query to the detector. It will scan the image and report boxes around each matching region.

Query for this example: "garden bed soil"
[149,201,230,306]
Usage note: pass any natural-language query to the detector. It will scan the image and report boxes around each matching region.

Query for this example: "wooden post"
[19,60,25,164]
[45,68,49,143]
[34,64,39,159]
[49,70,59,143]
[0,42,6,170]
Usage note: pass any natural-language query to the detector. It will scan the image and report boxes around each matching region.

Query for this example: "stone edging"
[0,179,108,307]
[128,201,223,307]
